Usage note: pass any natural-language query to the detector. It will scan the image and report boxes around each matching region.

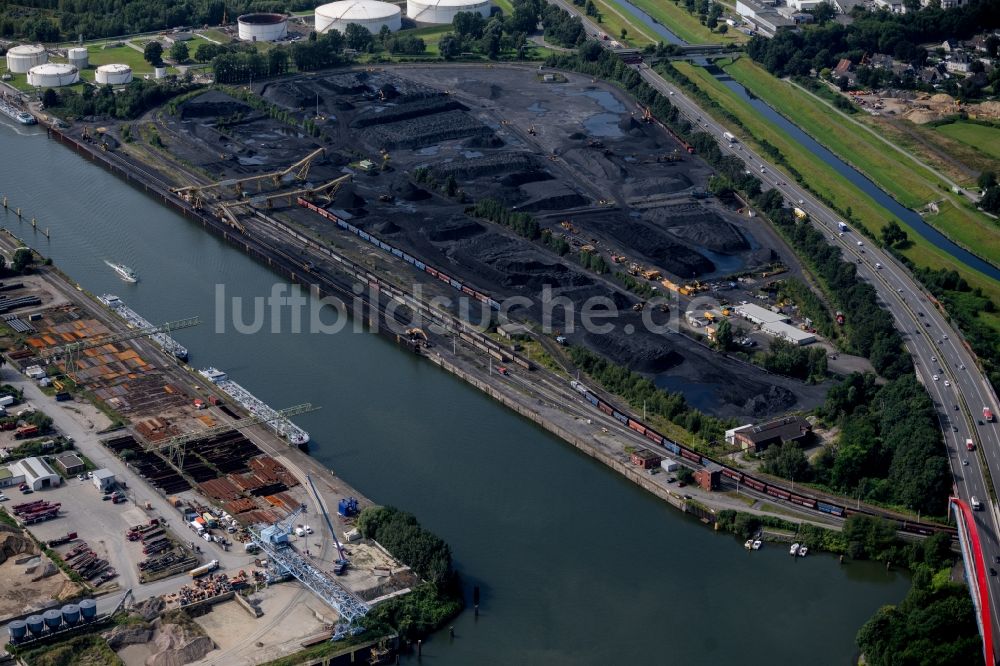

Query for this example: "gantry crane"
[36,317,200,373]
[307,474,349,574]
[214,174,352,234]
[171,147,326,204]
[154,402,318,468]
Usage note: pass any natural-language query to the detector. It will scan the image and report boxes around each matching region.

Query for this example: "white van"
[972,496,982,510]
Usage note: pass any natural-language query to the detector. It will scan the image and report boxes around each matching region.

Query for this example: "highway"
[546,0,1000,652]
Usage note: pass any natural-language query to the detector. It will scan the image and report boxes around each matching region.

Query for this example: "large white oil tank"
[67,47,89,70]
[95,64,132,85]
[407,0,491,24]
[6,44,47,74]
[237,13,289,41]
[27,63,79,87]
[316,0,402,34]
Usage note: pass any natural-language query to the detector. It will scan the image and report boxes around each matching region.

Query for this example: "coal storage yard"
[154,65,827,419]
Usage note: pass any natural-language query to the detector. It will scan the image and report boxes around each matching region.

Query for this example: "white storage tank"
[407,0,491,24]
[316,0,402,34]
[67,47,89,70]
[238,13,289,41]
[95,64,132,85]
[154,66,168,79]
[6,44,47,74]
[27,63,79,87]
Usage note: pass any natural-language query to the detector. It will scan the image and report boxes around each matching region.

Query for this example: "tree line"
[43,78,200,120]
[567,344,733,447]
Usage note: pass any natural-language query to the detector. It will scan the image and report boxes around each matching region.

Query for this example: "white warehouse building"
[316,0,402,34]
[27,63,79,88]
[733,303,789,326]
[8,457,62,491]
[761,321,816,346]
[6,44,47,74]
[95,64,132,85]
[407,0,491,24]
[237,13,289,41]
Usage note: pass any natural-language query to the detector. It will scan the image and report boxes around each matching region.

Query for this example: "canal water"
[0,118,909,664]
[700,64,1000,281]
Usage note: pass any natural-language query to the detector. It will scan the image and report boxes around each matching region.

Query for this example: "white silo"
[95,64,133,85]
[407,0,491,24]
[316,0,402,34]
[6,44,47,74]
[154,66,168,79]
[238,13,289,41]
[27,63,79,87]
[67,47,89,70]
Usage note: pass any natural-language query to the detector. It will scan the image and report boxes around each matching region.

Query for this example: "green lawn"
[672,59,1000,331]
[936,122,1000,161]
[609,0,745,45]
[590,0,656,46]
[723,58,1000,270]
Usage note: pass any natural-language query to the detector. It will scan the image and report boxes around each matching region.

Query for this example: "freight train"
[568,381,954,537]
[298,198,501,311]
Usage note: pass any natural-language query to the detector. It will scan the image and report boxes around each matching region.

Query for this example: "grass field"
[609,0,745,45]
[722,58,1000,270]
[590,0,656,46]
[672,59,1000,332]
[861,116,1000,188]
[936,121,1000,161]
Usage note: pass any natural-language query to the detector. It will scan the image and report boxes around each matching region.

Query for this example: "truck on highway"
[723,131,736,143]
[838,222,849,232]
[985,407,994,422]
[188,560,220,578]
[793,207,807,220]
[967,438,976,451]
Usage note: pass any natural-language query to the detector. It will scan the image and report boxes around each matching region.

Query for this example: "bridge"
[952,497,995,665]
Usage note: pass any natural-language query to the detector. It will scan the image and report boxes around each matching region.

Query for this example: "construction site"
[116,64,826,420]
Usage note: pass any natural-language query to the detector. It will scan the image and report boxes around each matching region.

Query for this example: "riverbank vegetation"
[355,507,463,641]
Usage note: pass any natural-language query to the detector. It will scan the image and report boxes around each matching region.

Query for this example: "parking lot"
[12,474,163,592]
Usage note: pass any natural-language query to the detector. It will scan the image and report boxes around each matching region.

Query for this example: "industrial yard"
[0,231,414,664]
[125,64,827,420]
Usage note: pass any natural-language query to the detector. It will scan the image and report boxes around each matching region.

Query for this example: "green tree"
[143,41,164,67]
[761,441,811,481]
[170,41,189,63]
[715,318,733,351]
[978,170,997,191]
[438,33,461,59]
[345,23,374,51]
[11,248,33,273]
[41,88,58,109]
[880,220,908,248]
[677,467,694,484]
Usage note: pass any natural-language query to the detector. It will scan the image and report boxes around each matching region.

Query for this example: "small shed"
[630,449,662,470]
[694,463,722,491]
[92,468,116,492]
[497,322,530,341]
[54,453,86,476]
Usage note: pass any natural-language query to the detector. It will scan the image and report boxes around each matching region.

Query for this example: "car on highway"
[932,356,937,361]
[979,420,986,425]
[933,375,940,381]
[965,460,970,466]
[857,241,864,246]
[945,380,951,387]
[956,405,960,410]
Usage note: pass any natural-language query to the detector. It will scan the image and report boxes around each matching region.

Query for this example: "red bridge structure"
[952,497,995,665]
